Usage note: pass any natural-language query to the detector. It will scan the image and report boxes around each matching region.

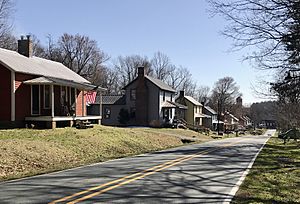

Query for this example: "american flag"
[86,91,97,104]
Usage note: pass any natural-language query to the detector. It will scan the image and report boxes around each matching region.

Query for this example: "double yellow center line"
[49,139,243,203]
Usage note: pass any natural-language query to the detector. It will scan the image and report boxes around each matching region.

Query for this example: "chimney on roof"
[179,90,185,98]
[18,35,33,57]
[138,66,145,78]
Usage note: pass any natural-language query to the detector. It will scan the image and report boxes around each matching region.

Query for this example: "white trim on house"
[25,115,101,122]
[10,70,15,121]
[50,85,54,117]
[82,90,84,116]
[75,88,77,116]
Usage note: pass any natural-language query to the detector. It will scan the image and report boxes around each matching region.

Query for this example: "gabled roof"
[101,95,126,105]
[184,96,202,106]
[123,75,176,93]
[145,76,175,92]
[204,106,217,115]
[0,48,89,84]
[228,113,239,121]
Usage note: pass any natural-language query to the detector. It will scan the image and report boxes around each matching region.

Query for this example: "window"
[171,94,173,102]
[130,89,136,100]
[31,85,40,115]
[61,86,67,104]
[104,107,111,119]
[44,85,50,109]
[163,91,165,101]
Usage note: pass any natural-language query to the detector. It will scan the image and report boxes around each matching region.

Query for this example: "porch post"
[75,88,77,116]
[99,91,102,116]
[51,85,54,117]
[99,91,102,125]
[11,71,15,121]
[82,90,84,116]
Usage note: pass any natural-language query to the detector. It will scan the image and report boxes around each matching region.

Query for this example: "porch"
[25,115,101,128]
[23,76,105,129]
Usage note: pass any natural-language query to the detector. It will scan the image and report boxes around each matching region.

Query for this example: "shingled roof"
[0,48,89,84]
[145,76,176,92]
[123,75,176,92]
[101,95,126,105]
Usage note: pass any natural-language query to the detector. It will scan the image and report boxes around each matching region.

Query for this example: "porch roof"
[23,76,107,91]
[161,101,177,108]
[195,113,211,118]
[212,120,224,124]
[168,101,188,109]
[162,101,188,109]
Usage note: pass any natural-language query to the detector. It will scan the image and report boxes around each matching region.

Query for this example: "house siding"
[101,104,124,126]
[15,73,35,120]
[159,90,175,123]
[0,64,11,121]
[185,100,194,125]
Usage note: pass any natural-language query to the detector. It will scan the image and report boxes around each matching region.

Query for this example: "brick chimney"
[179,90,185,97]
[18,35,33,57]
[136,66,148,125]
[138,66,145,78]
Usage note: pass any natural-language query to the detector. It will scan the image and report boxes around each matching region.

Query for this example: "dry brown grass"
[0,125,208,181]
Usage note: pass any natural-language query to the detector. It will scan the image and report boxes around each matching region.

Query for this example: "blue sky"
[13,0,268,104]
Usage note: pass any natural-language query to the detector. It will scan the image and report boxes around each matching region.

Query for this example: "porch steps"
[75,120,94,129]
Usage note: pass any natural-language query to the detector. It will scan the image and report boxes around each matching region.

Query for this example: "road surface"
[0,130,275,204]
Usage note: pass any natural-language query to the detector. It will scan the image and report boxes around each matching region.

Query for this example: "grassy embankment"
[0,125,210,181]
[233,135,300,203]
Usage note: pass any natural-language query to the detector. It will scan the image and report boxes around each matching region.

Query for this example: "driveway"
[0,130,275,203]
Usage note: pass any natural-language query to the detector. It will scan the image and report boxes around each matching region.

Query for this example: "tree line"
[0,0,246,119]
[209,0,300,129]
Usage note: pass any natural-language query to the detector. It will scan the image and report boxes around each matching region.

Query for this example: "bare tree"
[0,32,16,50]
[0,0,15,49]
[151,51,172,81]
[56,33,109,80]
[209,77,241,113]
[195,85,210,104]
[113,55,152,88]
[167,66,190,90]
[209,0,298,71]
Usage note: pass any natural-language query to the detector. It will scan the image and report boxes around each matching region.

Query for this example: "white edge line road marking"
[222,130,275,204]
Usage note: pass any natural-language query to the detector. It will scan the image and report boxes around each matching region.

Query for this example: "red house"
[0,36,105,128]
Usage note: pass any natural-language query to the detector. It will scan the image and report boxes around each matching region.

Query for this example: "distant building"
[176,91,209,126]
[90,67,185,127]
[202,105,224,131]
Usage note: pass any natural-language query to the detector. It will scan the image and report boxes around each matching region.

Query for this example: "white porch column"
[11,71,15,121]
[82,90,84,116]
[51,85,54,117]
[75,88,77,116]
[99,91,102,117]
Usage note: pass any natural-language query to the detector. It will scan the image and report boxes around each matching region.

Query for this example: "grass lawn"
[0,125,211,181]
[232,135,300,203]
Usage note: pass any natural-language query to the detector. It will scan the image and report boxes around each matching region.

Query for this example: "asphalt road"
[0,129,275,204]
